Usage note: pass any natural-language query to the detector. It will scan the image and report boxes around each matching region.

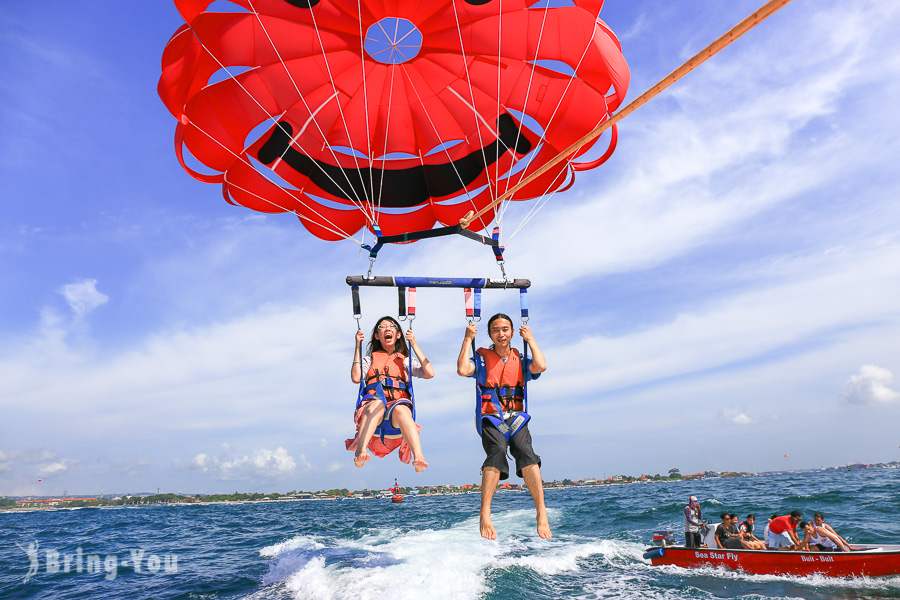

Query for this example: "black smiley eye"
[464,0,493,5]
[284,0,320,7]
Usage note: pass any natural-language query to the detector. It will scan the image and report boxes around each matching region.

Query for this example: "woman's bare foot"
[413,458,428,473]
[354,451,371,467]
[480,511,496,540]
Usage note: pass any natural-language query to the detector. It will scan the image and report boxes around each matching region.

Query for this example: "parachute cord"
[373,65,400,222]
[356,0,376,224]
[395,68,490,227]
[179,13,378,226]
[499,7,603,226]
[246,0,369,192]
[504,179,564,246]
[493,0,502,211]
[502,0,553,216]
[463,0,795,230]
[486,4,612,251]
[450,1,497,213]
[184,117,364,244]
[290,0,378,212]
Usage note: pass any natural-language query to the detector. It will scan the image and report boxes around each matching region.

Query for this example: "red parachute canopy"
[159,0,629,242]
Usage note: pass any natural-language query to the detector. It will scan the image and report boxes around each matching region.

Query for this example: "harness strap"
[408,287,417,318]
[398,287,406,319]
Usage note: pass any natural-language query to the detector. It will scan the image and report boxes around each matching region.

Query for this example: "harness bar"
[361,224,504,260]
[346,276,530,289]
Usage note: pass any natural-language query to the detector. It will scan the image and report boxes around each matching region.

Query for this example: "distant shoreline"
[4,463,897,514]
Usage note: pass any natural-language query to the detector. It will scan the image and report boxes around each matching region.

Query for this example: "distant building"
[16,497,98,508]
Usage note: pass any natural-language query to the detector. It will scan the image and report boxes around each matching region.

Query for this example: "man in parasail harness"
[457,313,549,540]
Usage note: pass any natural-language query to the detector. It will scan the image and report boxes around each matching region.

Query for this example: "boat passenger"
[812,512,856,551]
[716,513,746,550]
[732,514,765,550]
[738,514,757,538]
[767,511,803,550]
[763,513,778,546]
[457,314,549,540]
[796,521,813,550]
[346,317,434,472]
[684,496,703,548]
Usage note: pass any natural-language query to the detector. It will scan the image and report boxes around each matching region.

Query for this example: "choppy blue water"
[3,469,900,600]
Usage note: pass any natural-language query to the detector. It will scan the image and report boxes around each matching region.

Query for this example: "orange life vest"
[476,347,525,415]
[363,351,410,402]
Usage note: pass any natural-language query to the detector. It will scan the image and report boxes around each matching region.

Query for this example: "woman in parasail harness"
[457,313,549,540]
[346,316,433,472]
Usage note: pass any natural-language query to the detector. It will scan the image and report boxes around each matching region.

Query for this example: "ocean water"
[2,469,900,600]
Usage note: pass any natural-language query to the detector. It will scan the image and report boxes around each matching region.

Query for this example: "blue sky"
[2,1,900,496]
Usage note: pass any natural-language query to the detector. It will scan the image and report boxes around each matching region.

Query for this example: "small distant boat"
[390,478,403,504]
[644,542,900,577]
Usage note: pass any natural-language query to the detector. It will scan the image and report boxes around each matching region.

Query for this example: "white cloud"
[40,461,70,474]
[58,279,109,319]
[840,365,900,406]
[719,407,756,426]
[0,449,75,477]
[186,447,302,481]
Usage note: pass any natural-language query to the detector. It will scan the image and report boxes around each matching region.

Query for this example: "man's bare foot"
[413,459,428,473]
[537,514,552,539]
[353,451,371,467]
[480,512,496,540]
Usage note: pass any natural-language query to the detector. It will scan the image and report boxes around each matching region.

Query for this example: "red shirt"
[768,515,797,535]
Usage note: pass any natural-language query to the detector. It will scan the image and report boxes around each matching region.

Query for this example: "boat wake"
[251,509,647,600]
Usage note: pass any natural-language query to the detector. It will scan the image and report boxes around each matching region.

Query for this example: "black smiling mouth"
[257,113,532,208]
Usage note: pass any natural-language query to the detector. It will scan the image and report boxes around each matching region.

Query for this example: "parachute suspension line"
[493,0,503,217]
[502,9,601,212]
[491,2,601,240]
[443,86,505,219]
[450,1,498,212]
[496,46,598,248]
[356,0,377,228]
[373,64,400,222]
[396,67,488,219]
[504,175,565,245]
[496,0,553,220]
[183,18,377,222]
[300,2,378,211]
[462,0,795,231]
[184,117,364,244]
[500,15,607,248]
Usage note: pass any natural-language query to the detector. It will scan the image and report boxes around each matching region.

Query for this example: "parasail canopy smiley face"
[159,0,629,241]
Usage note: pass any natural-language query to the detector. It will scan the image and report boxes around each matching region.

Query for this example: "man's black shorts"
[481,416,541,480]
